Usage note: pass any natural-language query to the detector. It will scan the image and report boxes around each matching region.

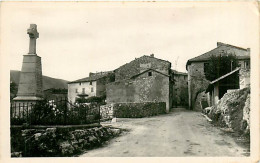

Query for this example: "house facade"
[68,71,114,104]
[186,42,250,110]
[106,54,173,112]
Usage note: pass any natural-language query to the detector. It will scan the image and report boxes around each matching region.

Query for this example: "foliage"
[10,82,18,99]
[204,53,239,81]
[75,97,88,104]
[11,99,100,125]
[10,82,17,94]
[30,99,58,125]
[45,88,68,94]
[76,95,106,104]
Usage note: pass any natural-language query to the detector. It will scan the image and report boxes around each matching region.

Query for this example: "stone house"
[172,70,188,107]
[106,54,174,112]
[186,42,250,110]
[68,71,114,104]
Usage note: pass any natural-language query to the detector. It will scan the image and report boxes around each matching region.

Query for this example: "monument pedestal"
[13,54,43,103]
[13,24,43,104]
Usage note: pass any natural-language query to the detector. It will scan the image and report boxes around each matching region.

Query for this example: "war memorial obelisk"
[13,24,43,103]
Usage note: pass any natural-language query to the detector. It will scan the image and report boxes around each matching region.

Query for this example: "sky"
[1,2,258,81]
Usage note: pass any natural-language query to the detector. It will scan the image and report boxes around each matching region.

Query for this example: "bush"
[76,95,106,105]
[11,99,100,125]
[30,100,57,125]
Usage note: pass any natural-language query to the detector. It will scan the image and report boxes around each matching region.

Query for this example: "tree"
[204,53,239,81]
[75,95,106,104]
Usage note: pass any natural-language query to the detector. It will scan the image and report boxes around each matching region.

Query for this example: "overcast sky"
[1,2,258,81]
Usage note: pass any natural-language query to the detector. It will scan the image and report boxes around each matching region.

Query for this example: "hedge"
[113,102,166,118]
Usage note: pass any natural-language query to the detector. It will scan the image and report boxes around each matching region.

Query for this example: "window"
[79,82,81,85]
[148,72,152,76]
[82,88,85,94]
[90,81,92,85]
[75,88,78,93]
[91,87,94,92]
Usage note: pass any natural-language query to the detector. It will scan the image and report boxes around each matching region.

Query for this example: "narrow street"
[81,108,249,157]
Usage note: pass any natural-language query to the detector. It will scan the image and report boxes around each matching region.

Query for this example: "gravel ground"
[80,108,249,157]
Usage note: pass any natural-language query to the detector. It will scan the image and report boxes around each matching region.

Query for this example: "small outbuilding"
[206,67,240,106]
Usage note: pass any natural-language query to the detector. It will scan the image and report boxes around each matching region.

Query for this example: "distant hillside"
[10,70,69,90]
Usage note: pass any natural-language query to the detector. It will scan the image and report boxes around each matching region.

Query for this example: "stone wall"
[96,73,115,97]
[107,70,171,112]
[187,62,210,110]
[113,102,166,118]
[173,74,188,107]
[100,104,114,119]
[115,55,171,81]
[11,126,121,157]
[239,67,250,89]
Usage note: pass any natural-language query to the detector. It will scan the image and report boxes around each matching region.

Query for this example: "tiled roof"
[186,42,250,69]
[114,55,171,72]
[69,73,110,84]
[130,68,169,79]
[142,55,171,63]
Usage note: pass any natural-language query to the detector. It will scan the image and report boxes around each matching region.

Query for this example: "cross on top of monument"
[27,24,39,38]
[27,24,39,54]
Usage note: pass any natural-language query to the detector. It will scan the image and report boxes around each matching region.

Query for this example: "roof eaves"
[68,76,102,84]
[221,43,248,51]
[114,55,171,72]
[143,55,171,64]
[210,67,240,85]
[130,68,169,79]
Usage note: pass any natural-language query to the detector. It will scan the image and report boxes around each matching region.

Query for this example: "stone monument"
[13,24,43,102]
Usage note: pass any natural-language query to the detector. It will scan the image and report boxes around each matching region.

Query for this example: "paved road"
[81,108,249,157]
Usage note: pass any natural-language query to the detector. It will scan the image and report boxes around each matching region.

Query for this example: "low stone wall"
[100,104,114,120]
[107,71,171,112]
[11,126,121,157]
[113,102,166,118]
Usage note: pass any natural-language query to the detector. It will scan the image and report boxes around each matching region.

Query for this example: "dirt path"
[80,108,249,157]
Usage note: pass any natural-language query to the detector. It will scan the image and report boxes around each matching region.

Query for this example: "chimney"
[217,42,225,47]
[247,48,250,53]
[150,54,154,57]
